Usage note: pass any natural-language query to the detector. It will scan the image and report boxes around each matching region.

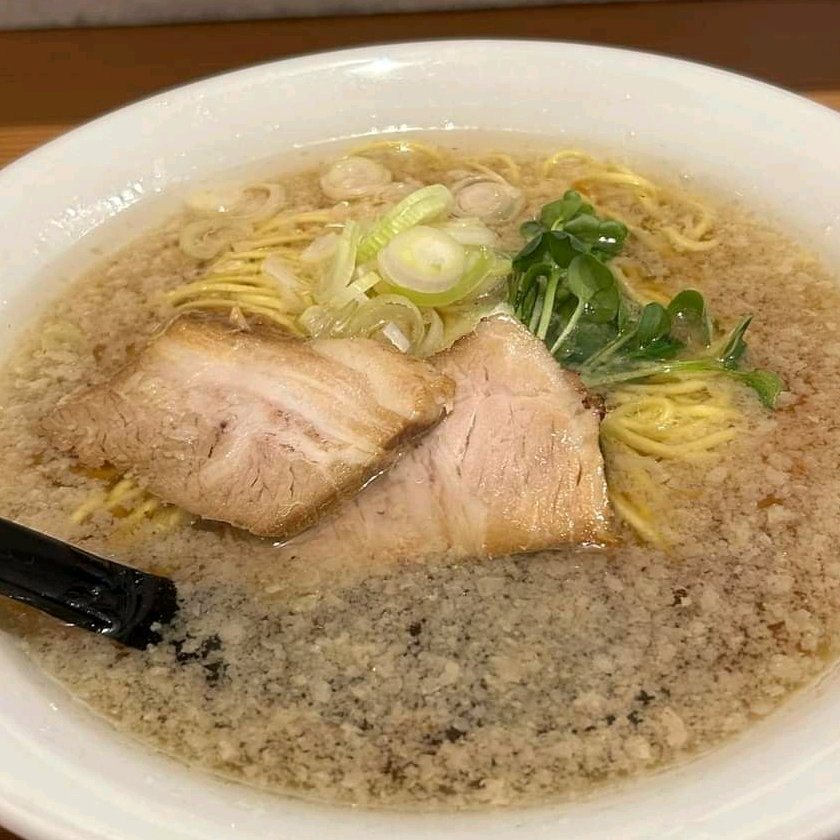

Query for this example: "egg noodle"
[70,467,184,538]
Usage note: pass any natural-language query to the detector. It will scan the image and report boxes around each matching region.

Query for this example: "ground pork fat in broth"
[2,142,840,807]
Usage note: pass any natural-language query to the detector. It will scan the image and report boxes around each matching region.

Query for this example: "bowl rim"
[3,35,839,186]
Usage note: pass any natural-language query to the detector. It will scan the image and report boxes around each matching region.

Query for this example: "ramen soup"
[2,139,840,809]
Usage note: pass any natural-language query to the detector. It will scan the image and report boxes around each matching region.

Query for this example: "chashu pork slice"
[44,314,454,537]
[279,317,611,567]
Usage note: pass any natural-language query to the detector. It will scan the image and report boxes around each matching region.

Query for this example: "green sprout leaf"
[507,193,782,411]
[633,302,671,346]
[718,316,752,369]
[539,190,591,228]
[520,220,544,240]
[667,289,712,347]
[729,369,784,409]
[567,254,619,320]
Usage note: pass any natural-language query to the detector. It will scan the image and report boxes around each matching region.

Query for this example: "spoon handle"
[0,517,177,649]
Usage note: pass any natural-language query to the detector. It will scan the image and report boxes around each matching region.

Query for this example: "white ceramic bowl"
[2,40,840,840]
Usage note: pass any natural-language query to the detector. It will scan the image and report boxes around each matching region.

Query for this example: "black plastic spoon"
[0,516,178,649]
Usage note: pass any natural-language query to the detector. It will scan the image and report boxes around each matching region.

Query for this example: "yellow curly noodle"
[541,147,719,255]
[541,148,733,544]
[70,468,185,539]
[167,203,339,333]
[603,375,740,459]
[461,154,522,186]
[600,373,742,547]
[610,258,671,306]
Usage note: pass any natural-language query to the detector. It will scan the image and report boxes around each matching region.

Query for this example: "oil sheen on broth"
[2,139,840,809]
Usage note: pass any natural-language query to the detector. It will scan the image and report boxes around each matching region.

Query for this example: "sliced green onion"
[436,217,499,247]
[186,182,286,222]
[345,294,426,350]
[301,231,339,264]
[381,321,412,353]
[454,180,524,223]
[377,225,466,293]
[330,270,382,309]
[460,250,512,302]
[317,221,359,303]
[178,219,253,260]
[320,156,392,201]
[299,304,336,337]
[438,300,512,348]
[416,308,446,356]
[379,246,509,307]
[261,255,308,313]
[356,184,454,263]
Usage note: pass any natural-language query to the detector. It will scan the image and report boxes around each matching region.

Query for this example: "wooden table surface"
[1,1,839,838]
